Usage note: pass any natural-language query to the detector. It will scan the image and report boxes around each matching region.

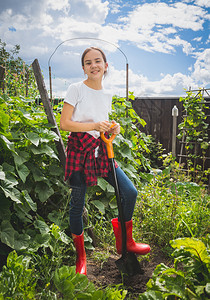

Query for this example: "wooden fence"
[132,97,183,154]
[132,96,210,180]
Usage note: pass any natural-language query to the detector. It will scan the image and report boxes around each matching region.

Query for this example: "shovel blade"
[115,252,144,277]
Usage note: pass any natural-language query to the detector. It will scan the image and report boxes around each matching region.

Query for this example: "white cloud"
[109,3,121,14]
[192,49,210,85]
[47,0,70,13]
[30,45,49,55]
[116,2,209,54]
[43,17,102,41]
[0,5,52,32]
[58,0,109,23]
[126,2,207,31]
[1,0,207,57]
[195,0,210,8]
[92,65,194,97]
[86,0,109,22]
[193,36,202,42]
[128,71,193,97]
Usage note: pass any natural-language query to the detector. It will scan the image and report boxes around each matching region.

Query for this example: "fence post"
[172,105,179,157]
[0,66,5,92]
[32,59,66,170]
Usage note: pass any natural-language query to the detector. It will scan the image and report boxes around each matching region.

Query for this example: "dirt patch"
[86,246,172,299]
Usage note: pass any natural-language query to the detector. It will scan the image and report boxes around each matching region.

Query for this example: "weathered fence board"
[132,97,183,154]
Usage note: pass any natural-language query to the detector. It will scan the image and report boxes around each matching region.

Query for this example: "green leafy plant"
[178,90,210,183]
[139,237,210,299]
[136,166,209,248]
[111,93,151,179]
[0,39,38,98]
[0,93,75,299]
[0,94,71,254]
[28,219,74,288]
[54,265,127,299]
[0,250,36,299]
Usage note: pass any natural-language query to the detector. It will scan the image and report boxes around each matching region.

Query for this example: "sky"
[0,0,210,98]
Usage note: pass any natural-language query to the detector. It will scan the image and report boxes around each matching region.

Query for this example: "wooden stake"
[32,59,66,170]
[0,66,5,92]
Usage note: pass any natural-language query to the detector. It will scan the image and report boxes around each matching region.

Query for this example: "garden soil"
[86,245,172,299]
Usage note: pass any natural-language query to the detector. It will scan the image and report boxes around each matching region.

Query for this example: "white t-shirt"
[64,81,113,139]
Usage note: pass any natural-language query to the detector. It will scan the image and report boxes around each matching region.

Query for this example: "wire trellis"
[47,37,129,102]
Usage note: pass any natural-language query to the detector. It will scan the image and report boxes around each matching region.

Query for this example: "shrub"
[139,237,210,299]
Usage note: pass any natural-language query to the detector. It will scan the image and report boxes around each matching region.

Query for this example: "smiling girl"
[60,47,150,275]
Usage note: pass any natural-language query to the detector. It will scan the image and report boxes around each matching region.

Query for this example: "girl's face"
[82,49,108,81]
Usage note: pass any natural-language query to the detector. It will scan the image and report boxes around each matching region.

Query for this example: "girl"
[60,47,150,275]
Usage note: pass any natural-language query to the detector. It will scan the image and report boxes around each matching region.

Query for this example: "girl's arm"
[60,102,111,133]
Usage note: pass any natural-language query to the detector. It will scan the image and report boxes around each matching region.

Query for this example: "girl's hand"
[108,120,120,135]
[95,120,111,132]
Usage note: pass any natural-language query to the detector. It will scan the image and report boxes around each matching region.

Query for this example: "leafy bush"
[178,90,210,183]
[54,265,127,299]
[0,39,38,98]
[0,251,128,299]
[139,237,210,299]
[0,94,71,258]
[111,93,151,177]
[0,251,36,299]
[135,166,210,248]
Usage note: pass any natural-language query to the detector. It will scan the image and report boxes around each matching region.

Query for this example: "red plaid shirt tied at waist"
[64,132,118,186]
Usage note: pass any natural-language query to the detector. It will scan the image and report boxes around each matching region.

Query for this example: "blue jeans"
[69,166,137,235]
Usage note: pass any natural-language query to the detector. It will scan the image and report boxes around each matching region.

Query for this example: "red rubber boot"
[111,218,151,255]
[72,232,87,275]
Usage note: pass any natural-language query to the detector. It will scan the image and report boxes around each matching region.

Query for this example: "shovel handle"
[100,124,116,159]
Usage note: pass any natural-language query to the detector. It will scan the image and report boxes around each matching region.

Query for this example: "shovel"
[100,127,143,276]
